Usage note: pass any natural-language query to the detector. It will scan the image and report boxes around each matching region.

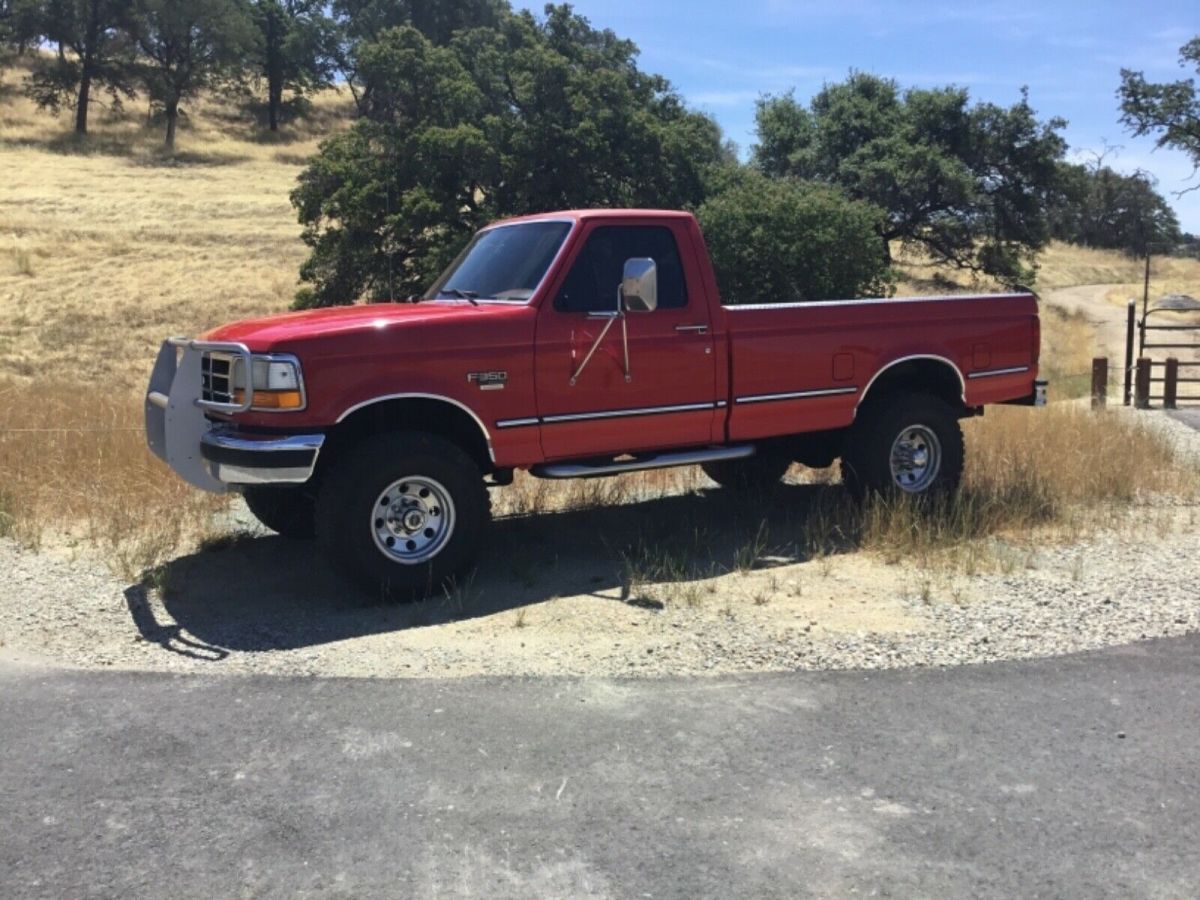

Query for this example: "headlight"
[232,355,305,411]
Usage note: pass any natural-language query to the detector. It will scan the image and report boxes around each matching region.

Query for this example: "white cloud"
[691,90,764,107]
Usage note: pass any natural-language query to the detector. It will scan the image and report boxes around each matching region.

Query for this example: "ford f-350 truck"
[146,209,1046,594]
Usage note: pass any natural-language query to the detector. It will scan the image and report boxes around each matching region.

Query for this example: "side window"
[554,226,688,312]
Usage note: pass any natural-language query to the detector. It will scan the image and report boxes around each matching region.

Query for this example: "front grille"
[200,352,236,405]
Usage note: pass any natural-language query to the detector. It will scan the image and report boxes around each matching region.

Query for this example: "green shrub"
[697,172,893,304]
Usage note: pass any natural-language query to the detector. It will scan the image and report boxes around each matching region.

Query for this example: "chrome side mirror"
[620,258,658,312]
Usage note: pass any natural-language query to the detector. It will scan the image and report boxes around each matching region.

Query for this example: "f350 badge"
[467,371,508,391]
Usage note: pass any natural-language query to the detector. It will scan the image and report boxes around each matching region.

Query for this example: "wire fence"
[0,427,144,434]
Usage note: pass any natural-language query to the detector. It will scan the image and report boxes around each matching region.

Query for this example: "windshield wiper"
[436,288,480,306]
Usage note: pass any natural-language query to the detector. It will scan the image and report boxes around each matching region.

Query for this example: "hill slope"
[1,64,351,390]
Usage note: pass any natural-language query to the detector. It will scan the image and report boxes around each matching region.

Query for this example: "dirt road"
[1043,284,1131,362]
[1043,283,1200,369]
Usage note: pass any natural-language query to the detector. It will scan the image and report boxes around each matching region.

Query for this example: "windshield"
[425,221,572,302]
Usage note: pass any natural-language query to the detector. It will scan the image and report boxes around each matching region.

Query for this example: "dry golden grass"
[0,378,229,578]
[1031,242,1200,306]
[854,403,1197,571]
[891,245,1006,297]
[0,60,352,391]
[1039,305,1098,398]
[894,239,1200,301]
[963,404,1187,504]
[1,62,1197,582]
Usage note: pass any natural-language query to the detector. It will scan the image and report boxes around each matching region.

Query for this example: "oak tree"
[291,4,727,306]
[328,0,506,114]
[131,0,257,148]
[1120,37,1200,189]
[1050,160,1180,256]
[19,0,138,134]
[249,0,335,131]
[754,74,1067,285]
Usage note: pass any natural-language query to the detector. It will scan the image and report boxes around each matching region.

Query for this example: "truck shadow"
[125,482,855,657]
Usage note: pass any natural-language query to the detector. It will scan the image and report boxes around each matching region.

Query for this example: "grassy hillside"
[0,63,352,391]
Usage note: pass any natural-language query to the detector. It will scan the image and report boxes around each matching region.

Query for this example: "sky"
[513,0,1200,232]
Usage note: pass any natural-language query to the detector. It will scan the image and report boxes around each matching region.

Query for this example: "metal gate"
[1124,296,1200,408]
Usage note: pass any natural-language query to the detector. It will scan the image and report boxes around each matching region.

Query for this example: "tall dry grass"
[511,404,1194,565]
[1038,305,1098,399]
[599,405,1196,596]
[859,404,1196,567]
[709,404,1195,578]
[0,386,1194,582]
[0,379,229,577]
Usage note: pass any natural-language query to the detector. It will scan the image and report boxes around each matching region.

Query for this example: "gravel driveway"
[1,486,1196,678]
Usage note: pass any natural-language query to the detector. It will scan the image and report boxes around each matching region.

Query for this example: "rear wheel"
[702,453,791,490]
[316,432,489,598]
[842,393,964,500]
[242,485,316,539]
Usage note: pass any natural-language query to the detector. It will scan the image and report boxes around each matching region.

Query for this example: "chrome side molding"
[531,444,755,479]
[967,365,1031,379]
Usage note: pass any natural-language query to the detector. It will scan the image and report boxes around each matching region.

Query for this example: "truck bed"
[720,292,1040,441]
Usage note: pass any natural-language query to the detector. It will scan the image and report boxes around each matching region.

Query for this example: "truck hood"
[200,301,509,350]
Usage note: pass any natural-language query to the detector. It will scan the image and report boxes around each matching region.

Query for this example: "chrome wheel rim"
[371,476,456,564]
[889,424,942,493]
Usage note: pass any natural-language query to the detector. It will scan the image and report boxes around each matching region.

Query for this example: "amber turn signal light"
[233,389,304,410]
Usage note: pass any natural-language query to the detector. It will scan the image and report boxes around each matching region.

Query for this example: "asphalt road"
[2,637,1198,899]
[1168,407,1200,431]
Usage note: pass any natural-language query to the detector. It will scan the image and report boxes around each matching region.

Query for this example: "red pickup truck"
[146,209,1045,594]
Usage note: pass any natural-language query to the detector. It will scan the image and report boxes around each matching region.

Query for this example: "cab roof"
[487,209,696,228]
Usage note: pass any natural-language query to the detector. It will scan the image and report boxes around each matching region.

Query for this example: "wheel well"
[858,358,967,415]
[321,398,493,475]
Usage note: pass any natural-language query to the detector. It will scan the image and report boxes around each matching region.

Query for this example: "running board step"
[531,445,755,479]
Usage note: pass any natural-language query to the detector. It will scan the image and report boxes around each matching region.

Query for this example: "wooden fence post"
[1091,357,1108,409]
[1164,358,1179,410]
[1135,357,1152,409]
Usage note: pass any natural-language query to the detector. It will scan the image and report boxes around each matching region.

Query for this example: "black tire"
[242,485,316,539]
[702,453,791,490]
[842,392,964,501]
[315,432,489,599]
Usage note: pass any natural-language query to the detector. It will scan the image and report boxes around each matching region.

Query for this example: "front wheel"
[315,432,490,598]
[842,393,964,500]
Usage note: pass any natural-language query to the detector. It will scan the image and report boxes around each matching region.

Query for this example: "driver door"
[533,222,718,460]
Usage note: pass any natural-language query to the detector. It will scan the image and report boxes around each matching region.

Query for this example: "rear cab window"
[555,226,689,313]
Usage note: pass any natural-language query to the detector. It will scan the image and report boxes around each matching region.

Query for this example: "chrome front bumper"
[199,428,324,485]
[145,338,323,491]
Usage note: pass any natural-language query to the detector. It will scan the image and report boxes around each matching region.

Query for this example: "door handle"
[674,324,709,334]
